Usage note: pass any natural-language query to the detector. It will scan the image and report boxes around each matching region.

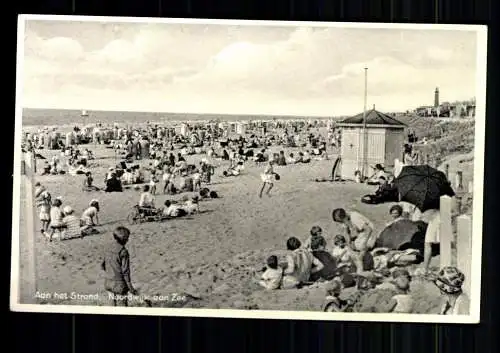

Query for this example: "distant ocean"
[21,108,333,127]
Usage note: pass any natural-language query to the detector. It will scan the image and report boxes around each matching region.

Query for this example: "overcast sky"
[21,19,480,116]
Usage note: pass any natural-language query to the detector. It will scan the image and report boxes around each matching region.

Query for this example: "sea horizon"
[21,108,339,127]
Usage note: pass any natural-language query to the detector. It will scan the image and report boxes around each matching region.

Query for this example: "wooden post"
[439,195,454,268]
[22,152,38,303]
[455,171,464,190]
[456,215,472,297]
[444,164,449,181]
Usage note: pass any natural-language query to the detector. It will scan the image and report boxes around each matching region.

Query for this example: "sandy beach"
[17,137,471,313]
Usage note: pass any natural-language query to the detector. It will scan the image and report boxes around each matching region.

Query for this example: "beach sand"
[17,143,449,313]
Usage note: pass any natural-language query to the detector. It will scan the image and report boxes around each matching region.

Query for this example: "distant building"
[449,101,476,118]
[415,106,434,117]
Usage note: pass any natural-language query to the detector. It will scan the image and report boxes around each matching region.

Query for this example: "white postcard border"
[11,15,488,324]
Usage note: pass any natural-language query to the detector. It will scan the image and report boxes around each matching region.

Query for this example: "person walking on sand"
[259,160,277,198]
[101,226,138,307]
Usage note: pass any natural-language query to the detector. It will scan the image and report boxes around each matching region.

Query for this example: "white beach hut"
[180,123,189,136]
[336,108,407,180]
[236,122,246,135]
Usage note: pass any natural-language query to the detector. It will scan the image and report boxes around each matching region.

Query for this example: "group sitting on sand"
[35,182,101,241]
[136,184,201,218]
[255,201,467,314]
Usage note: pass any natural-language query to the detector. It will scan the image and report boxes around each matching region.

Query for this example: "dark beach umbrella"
[394,165,455,212]
[375,219,427,252]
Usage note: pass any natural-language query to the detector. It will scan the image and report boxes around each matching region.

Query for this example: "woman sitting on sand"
[301,151,311,163]
[254,149,267,164]
[309,236,338,282]
[403,144,419,166]
[302,226,324,250]
[41,161,51,175]
[332,208,377,254]
[385,205,404,227]
[259,160,277,198]
[276,151,287,166]
[105,173,123,192]
[223,161,244,177]
[286,153,298,164]
[132,167,143,184]
[361,175,398,205]
[366,164,387,185]
[178,175,194,192]
[61,206,87,240]
[282,237,323,289]
[121,169,134,185]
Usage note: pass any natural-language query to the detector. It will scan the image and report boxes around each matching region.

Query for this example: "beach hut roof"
[339,108,407,127]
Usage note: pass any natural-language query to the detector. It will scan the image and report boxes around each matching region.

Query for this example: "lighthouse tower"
[434,87,440,107]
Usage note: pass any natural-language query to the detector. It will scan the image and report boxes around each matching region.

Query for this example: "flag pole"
[361,67,368,180]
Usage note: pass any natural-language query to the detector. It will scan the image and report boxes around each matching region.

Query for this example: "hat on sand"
[63,206,73,214]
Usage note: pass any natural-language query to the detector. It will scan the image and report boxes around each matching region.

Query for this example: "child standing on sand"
[101,226,138,307]
[149,174,159,195]
[46,198,65,241]
[259,160,277,198]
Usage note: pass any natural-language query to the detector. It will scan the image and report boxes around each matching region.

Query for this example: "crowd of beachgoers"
[21,119,470,314]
